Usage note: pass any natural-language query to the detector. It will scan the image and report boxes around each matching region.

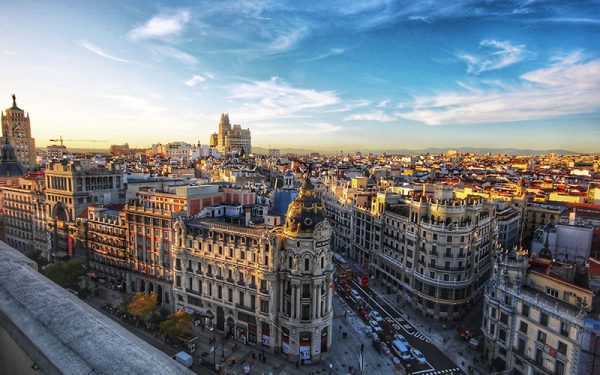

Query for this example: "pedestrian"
[296,360,299,368]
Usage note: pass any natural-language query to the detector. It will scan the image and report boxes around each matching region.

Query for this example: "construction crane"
[49,136,107,146]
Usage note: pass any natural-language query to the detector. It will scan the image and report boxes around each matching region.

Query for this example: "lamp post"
[205,314,217,371]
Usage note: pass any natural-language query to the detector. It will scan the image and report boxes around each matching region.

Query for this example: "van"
[392,340,411,361]
[174,351,193,368]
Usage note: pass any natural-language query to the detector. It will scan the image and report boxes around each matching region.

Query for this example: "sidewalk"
[351,262,487,375]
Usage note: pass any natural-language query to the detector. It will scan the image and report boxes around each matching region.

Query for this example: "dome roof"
[283,176,326,236]
[0,128,25,177]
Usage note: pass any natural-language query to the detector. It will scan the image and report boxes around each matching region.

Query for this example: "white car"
[369,319,383,332]
[411,348,427,364]
[394,334,409,346]
[369,310,384,322]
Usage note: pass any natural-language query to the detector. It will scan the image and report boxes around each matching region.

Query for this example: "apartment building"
[44,159,125,258]
[2,172,46,255]
[373,185,497,320]
[86,205,127,290]
[483,249,595,375]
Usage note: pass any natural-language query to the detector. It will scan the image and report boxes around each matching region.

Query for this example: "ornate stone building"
[44,159,125,259]
[172,176,333,362]
[372,185,497,321]
[1,172,47,256]
[483,248,595,375]
[1,95,36,169]
[209,114,251,156]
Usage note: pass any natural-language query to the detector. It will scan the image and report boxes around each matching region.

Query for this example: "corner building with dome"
[172,176,333,362]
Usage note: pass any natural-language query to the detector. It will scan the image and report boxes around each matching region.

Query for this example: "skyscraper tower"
[1,95,36,169]
[279,172,333,361]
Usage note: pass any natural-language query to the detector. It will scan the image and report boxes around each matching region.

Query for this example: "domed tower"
[278,174,333,362]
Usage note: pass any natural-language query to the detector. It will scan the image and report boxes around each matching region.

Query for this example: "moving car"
[392,340,412,361]
[174,351,193,368]
[410,348,427,364]
[394,333,409,346]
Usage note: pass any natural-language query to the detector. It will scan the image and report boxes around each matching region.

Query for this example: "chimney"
[244,206,252,226]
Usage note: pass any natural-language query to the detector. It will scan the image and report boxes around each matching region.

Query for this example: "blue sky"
[1,0,599,152]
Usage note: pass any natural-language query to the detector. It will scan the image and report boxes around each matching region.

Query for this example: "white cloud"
[129,10,191,40]
[184,75,206,87]
[79,40,129,63]
[150,46,198,65]
[344,110,395,122]
[301,47,346,62]
[458,39,528,74]
[266,26,308,53]
[377,99,390,108]
[105,95,165,116]
[229,77,341,120]
[398,52,600,125]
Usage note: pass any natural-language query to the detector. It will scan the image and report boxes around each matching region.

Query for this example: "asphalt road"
[335,274,463,375]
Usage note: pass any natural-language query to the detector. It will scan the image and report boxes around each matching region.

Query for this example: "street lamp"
[205,314,217,371]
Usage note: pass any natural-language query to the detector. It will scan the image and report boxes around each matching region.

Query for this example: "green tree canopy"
[42,259,85,290]
[159,310,192,340]
[127,292,158,320]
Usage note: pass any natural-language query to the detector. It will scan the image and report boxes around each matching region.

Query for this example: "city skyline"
[1,1,599,152]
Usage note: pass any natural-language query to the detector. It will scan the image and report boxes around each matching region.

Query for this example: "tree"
[127,292,157,320]
[149,307,171,329]
[26,250,49,269]
[160,310,193,340]
[43,259,85,290]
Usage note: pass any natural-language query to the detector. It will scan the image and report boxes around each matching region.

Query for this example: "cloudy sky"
[1,0,599,152]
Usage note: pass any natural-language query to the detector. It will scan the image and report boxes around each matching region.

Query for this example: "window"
[560,322,569,337]
[555,360,565,375]
[433,233,438,240]
[499,328,507,343]
[260,279,267,291]
[517,337,526,354]
[540,312,548,327]
[305,258,310,271]
[250,295,256,310]
[321,257,324,269]
[301,304,311,320]
[176,275,181,287]
[239,291,244,306]
[535,349,543,364]
[447,235,452,242]
[545,287,559,298]
[519,321,528,334]
[260,299,269,313]
[557,341,567,355]
[490,307,497,319]
[537,330,546,344]
[229,247,233,257]
[228,288,233,302]
[218,286,222,299]
[228,269,233,280]
[500,312,508,324]
[302,284,311,298]
[563,291,572,302]
[522,304,529,317]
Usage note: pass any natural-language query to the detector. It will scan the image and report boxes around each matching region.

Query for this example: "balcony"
[235,303,255,312]
[259,287,269,295]
[185,288,202,297]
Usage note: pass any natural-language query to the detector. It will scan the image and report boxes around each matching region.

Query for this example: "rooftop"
[0,241,194,375]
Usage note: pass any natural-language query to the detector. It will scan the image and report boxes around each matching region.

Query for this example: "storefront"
[261,321,271,347]
[299,332,312,360]
[281,327,290,354]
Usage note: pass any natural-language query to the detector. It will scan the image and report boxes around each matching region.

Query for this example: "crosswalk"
[419,367,461,374]
[411,330,431,343]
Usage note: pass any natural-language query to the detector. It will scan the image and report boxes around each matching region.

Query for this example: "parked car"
[381,344,391,357]
[351,289,360,299]
[370,320,383,333]
[460,330,472,341]
[369,310,384,322]
[410,348,427,364]
[365,326,373,335]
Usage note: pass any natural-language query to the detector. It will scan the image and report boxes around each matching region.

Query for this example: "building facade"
[172,177,333,361]
[210,114,251,155]
[87,205,128,290]
[373,189,497,321]
[483,249,594,375]
[1,95,36,169]
[44,159,125,259]
[1,172,46,255]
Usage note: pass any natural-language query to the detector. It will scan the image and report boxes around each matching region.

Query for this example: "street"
[334,270,464,375]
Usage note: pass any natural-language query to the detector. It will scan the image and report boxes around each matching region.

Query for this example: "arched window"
[305,258,310,271]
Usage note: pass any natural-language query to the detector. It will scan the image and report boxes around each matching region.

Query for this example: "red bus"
[360,274,369,288]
